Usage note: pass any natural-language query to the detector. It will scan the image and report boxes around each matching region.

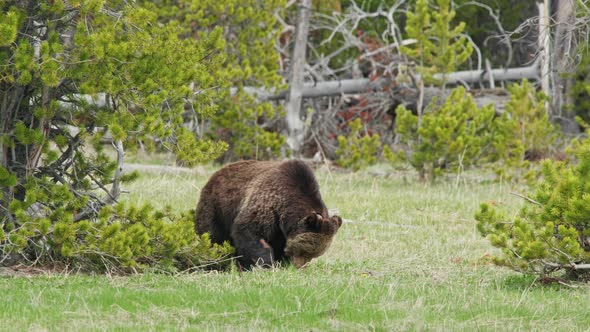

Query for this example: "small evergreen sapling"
[476,133,590,279]
[401,0,473,88]
[492,80,558,182]
[393,87,499,181]
[336,118,381,171]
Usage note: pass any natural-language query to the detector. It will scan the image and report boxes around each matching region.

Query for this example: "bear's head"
[284,213,342,268]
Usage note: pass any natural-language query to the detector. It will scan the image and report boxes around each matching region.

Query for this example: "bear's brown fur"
[195,160,342,269]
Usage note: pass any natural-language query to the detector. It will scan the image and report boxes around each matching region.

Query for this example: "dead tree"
[550,0,579,133]
[285,0,312,154]
[273,0,547,157]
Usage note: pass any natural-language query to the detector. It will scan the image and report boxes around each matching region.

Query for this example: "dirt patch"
[0,264,70,277]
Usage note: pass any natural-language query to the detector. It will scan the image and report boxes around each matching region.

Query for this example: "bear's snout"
[291,256,310,268]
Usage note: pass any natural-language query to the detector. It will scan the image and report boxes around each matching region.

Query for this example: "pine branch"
[510,192,543,206]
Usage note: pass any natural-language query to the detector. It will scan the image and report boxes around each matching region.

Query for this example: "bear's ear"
[331,215,343,228]
[301,213,323,228]
[301,213,341,234]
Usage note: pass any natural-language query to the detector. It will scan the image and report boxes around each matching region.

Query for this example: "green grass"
[2,165,590,331]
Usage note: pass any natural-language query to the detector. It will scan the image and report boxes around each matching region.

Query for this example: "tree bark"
[241,62,540,101]
[285,0,311,155]
[538,1,551,101]
[550,0,579,133]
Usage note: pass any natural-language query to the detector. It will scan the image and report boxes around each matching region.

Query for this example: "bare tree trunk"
[538,1,551,101]
[551,0,579,133]
[285,0,311,155]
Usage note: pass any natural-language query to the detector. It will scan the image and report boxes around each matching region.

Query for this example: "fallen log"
[239,61,539,101]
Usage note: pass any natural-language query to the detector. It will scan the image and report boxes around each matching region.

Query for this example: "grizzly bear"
[195,160,342,269]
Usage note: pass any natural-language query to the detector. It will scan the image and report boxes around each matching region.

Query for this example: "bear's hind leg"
[195,200,227,244]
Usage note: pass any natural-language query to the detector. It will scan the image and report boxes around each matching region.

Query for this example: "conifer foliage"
[146,0,287,161]
[476,134,590,279]
[393,87,502,181]
[336,118,381,171]
[401,0,473,87]
[0,0,285,271]
[391,81,560,182]
[492,80,558,182]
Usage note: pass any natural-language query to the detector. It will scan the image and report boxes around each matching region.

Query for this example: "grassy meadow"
[2,163,590,331]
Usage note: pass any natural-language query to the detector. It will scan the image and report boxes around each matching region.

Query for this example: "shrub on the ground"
[336,118,381,171]
[392,82,560,182]
[393,87,500,181]
[0,174,233,273]
[1,1,279,271]
[492,80,558,182]
[476,133,590,279]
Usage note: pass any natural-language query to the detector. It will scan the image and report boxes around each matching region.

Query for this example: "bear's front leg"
[232,224,275,269]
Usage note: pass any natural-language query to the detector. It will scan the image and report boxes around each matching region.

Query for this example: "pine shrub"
[393,87,501,181]
[336,118,381,171]
[401,0,473,87]
[492,80,558,182]
[476,133,590,279]
[175,0,287,161]
[0,174,233,272]
[212,94,285,161]
[1,1,284,272]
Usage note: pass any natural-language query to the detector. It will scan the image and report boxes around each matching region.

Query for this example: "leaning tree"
[0,0,281,271]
